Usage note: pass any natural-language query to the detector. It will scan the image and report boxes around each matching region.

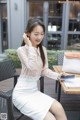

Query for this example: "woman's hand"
[57,72,66,80]
[23,33,32,47]
[57,72,74,81]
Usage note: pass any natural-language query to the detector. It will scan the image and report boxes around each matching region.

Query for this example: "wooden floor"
[0,77,80,120]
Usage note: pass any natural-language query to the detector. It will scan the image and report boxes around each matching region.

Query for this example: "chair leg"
[57,82,61,102]
[1,98,4,109]
[6,97,14,120]
[55,81,59,93]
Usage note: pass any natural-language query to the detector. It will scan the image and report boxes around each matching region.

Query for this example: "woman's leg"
[49,100,67,120]
[43,111,56,120]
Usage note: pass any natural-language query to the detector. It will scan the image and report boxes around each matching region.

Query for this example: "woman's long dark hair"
[21,18,45,67]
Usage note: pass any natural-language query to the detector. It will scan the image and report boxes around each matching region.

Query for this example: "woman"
[12,18,67,120]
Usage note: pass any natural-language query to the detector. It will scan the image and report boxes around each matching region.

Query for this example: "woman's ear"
[27,32,30,38]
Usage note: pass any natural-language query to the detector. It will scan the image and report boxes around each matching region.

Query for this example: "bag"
[62,52,80,73]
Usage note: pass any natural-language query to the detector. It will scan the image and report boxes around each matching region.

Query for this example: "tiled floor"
[0,77,80,120]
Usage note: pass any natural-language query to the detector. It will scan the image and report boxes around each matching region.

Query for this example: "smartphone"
[61,74,75,79]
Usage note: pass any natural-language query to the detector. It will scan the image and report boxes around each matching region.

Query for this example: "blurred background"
[0,0,80,52]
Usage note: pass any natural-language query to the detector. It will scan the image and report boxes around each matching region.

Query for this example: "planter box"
[4,49,76,69]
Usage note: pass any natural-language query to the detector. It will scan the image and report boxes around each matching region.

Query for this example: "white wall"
[7,0,26,49]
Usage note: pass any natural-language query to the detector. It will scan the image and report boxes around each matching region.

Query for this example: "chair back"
[0,59,44,120]
[57,53,64,65]
[0,59,16,81]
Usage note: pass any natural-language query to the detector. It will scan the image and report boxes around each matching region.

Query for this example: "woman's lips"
[35,40,41,42]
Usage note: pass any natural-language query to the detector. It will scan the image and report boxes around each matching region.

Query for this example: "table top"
[53,65,80,94]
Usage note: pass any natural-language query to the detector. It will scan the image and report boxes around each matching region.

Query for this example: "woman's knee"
[50,100,66,116]
[49,100,67,120]
[43,111,56,120]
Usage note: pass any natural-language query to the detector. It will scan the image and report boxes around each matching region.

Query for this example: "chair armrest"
[0,90,12,99]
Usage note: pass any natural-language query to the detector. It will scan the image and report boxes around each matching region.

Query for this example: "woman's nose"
[38,35,42,39]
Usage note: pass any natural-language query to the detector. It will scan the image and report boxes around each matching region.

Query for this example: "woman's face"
[28,25,44,47]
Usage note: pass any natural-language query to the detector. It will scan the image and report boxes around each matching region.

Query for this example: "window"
[29,2,43,19]
[69,1,80,31]
[1,3,8,52]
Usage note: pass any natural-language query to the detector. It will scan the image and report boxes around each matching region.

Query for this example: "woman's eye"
[34,34,44,36]
[34,34,38,36]
[41,34,44,36]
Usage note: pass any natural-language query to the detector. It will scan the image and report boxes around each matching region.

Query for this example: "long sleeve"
[17,45,38,71]
[41,47,59,80]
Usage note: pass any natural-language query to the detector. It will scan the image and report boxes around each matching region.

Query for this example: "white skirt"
[12,76,55,120]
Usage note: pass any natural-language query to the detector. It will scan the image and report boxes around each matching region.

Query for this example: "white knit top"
[17,45,59,80]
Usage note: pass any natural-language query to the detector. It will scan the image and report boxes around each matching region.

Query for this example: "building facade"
[0,0,80,53]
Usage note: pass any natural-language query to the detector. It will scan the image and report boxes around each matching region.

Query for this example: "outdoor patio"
[0,77,80,120]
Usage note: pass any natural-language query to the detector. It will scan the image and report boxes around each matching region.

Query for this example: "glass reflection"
[29,2,43,18]
[67,34,80,50]
[48,2,63,32]
[2,4,7,18]
[69,1,80,31]
[47,34,61,50]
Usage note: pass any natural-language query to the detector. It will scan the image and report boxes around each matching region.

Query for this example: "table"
[53,65,80,102]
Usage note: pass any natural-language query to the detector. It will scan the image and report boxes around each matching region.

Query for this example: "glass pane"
[1,4,7,18]
[47,34,61,50]
[69,1,80,31]
[2,32,7,39]
[2,19,7,32]
[67,34,80,50]
[1,3,8,52]
[48,2,63,32]
[29,2,43,18]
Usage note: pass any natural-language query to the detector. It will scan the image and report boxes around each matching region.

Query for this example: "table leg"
[57,81,61,102]
[55,81,58,93]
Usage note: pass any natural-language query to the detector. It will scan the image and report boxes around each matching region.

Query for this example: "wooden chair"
[0,59,44,120]
[55,53,64,92]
